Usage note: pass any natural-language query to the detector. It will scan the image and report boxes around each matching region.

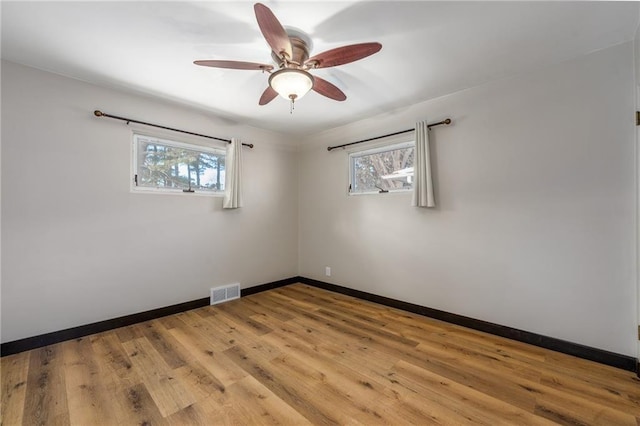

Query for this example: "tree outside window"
[133,134,225,194]
[350,142,414,194]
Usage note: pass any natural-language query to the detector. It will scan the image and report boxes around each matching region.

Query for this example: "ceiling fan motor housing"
[272,34,311,67]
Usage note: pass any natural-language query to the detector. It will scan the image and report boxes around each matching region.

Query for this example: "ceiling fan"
[194,3,382,111]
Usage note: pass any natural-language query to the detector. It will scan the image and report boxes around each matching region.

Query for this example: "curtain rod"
[326,118,451,151]
[93,110,254,148]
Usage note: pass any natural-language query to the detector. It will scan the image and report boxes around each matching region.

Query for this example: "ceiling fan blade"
[194,60,273,71]
[259,86,278,105]
[312,76,347,101]
[254,3,292,60]
[306,42,382,69]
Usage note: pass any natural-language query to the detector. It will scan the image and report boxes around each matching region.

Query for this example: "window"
[349,141,415,194]
[133,134,225,194]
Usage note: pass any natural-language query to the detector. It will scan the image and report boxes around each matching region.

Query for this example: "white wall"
[299,42,636,356]
[1,61,299,343]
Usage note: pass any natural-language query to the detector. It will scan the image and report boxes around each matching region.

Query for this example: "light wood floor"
[2,284,640,425]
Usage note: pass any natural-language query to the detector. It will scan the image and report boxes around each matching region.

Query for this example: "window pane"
[134,135,225,193]
[351,144,414,193]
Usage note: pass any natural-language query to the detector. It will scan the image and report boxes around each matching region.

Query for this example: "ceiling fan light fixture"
[269,68,314,101]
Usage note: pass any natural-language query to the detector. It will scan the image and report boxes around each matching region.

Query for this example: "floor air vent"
[210,283,241,305]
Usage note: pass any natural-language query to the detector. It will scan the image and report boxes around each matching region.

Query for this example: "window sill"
[348,189,412,196]
[131,188,225,197]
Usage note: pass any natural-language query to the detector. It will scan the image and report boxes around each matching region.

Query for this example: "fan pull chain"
[289,94,297,114]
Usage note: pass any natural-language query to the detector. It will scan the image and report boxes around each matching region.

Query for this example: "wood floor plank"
[114,323,145,343]
[164,399,245,426]
[4,283,640,425]
[543,349,640,391]
[224,375,314,425]
[202,308,275,349]
[122,337,196,417]
[90,331,141,389]
[181,308,270,352]
[157,312,188,330]
[314,307,420,347]
[172,360,227,400]
[139,320,189,370]
[539,371,640,417]
[164,402,213,425]
[1,351,30,425]
[171,311,238,353]
[166,322,249,388]
[116,382,168,425]
[264,288,323,313]
[264,341,419,423]
[223,344,343,425]
[288,284,399,321]
[421,342,637,424]
[392,359,555,425]
[215,300,276,336]
[61,337,117,425]
[21,344,70,426]
[243,293,296,322]
[409,327,544,382]
[534,397,636,426]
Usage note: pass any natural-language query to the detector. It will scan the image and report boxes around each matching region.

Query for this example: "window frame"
[348,140,416,196]
[131,132,227,197]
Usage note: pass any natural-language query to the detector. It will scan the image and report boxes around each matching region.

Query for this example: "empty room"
[2,1,640,424]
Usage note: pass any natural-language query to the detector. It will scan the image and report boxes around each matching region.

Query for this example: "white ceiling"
[2,1,638,137]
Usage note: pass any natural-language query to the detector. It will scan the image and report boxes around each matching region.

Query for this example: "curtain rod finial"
[94,110,103,117]
[444,118,451,125]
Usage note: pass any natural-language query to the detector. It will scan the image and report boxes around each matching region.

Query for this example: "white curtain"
[411,120,435,208]
[223,138,243,209]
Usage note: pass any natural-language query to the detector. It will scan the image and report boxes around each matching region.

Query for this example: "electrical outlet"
[325,266,331,277]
